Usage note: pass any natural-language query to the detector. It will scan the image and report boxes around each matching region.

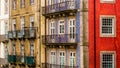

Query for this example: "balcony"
[42,63,78,68]
[17,30,25,39]
[42,34,77,45]
[0,34,8,42]
[25,29,36,39]
[8,55,16,63]
[8,31,17,39]
[42,1,77,17]
[16,55,25,64]
[25,56,35,65]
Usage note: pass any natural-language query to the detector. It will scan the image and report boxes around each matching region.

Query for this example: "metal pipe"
[94,0,96,68]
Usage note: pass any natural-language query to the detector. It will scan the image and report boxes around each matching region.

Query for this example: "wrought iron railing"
[42,1,76,15]
[42,34,77,44]
[42,63,78,68]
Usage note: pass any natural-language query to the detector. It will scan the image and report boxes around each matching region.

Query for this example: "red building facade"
[89,0,120,68]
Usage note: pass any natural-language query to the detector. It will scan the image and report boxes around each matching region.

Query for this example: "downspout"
[94,0,96,68]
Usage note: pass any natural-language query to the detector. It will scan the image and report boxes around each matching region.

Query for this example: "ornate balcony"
[8,31,17,39]
[0,34,8,42]
[42,1,77,17]
[24,28,36,39]
[8,55,16,63]
[16,55,25,64]
[25,56,35,65]
[42,63,78,68]
[42,34,77,45]
[17,30,25,39]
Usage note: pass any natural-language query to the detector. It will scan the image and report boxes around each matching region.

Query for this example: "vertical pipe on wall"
[94,0,96,68]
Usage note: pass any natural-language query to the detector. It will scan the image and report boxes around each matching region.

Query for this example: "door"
[50,51,56,68]
[69,19,75,42]
[70,52,76,68]
[59,51,65,68]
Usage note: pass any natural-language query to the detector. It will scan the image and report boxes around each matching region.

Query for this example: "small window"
[101,52,115,68]
[50,51,56,64]
[30,0,34,5]
[4,0,8,14]
[21,0,25,8]
[59,21,65,34]
[101,0,115,3]
[20,17,25,30]
[100,16,116,37]
[12,43,16,55]
[12,19,16,31]
[59,51,65,65]
[30,16,34,29]
[12,0,16,9]
[30,42,34,56]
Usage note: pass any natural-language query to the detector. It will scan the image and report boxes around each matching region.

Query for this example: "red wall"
[89,0,120,68]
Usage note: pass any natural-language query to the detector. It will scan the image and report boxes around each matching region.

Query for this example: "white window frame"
[12,42,16,55]
[100,0,115,3]
[30,41,34,56]
[59,20,65,34]
[13,0,16,9]
[20,17,25,30]
[100,15,116,37]
[50,51,56,64]
[30,16,34,28]
[59,51,65,66]
[70,51,76,67]
[100,51,116,68]
[12,19,16,31]
[50,21,55,35]
[21,0,25,8]
[30,0,34,5]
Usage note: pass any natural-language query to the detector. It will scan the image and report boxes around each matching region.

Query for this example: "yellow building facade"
[8,0,42,68]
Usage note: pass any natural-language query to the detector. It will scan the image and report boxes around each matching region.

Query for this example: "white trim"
[100,51,116,68]
[59,20,65,34]
[100,0,115,3]
[100,15,116,37]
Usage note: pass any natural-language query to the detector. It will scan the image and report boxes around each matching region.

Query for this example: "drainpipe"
[94,0,96,68]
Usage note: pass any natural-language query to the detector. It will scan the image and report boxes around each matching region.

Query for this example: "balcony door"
[20,17,25,35]
[48,0,56,12]
[70,52,76,68]
[50,22,55,43]
[59,51,65,68]
[69,0,75,9]
[12,19,16,37]
[69,19,75,42]
[21,41,24,63]
[50,51,56,68]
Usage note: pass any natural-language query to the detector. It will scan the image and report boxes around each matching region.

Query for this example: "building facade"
[89,0,120,68]
[42,0,88,68]
[8,0,41,68]
[0,0,9,67]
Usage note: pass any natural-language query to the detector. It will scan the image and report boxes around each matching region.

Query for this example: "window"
[12,43,16,55]
[69,19,75,40]
[21,0,25,8]
[5,21,9,34]
[101,52,115,68]
[21,41,24,62]
[4,0,8,14]
[50,51,56,64]
[50,22,55,35]
[5,45,8,58]
[12,19,16,31]
[13,0,16,9]
[30,42,34,56]
[30,0,34,5]
[48,0,55,5]
[30,16,34,29]
[101,0,115,3]
[100,16,116,37]
[70,52,76,68]
[59,21,65,34]
[59,51,65,68]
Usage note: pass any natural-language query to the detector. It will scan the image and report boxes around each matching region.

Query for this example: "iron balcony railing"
[8,55,16,63]
[25,56,35,65]
[42,63,78,68]
[8,31,17,39]
[16,55,25,64]
[8,29,36,39]
[42,1,77,15]
[0,34,8,42]
[42,34,77,44]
